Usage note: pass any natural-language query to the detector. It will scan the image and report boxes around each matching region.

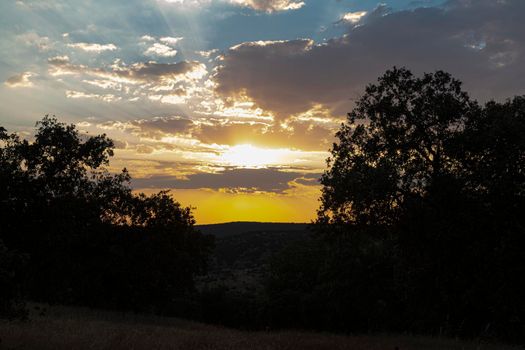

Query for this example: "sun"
[220,144,289,168]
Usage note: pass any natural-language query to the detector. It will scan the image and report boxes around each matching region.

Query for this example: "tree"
[318,67,479,227]
[458,96,525,339]
[265,68,525,339]
[315,67,525,338]
[0,116,214,312]
[0,239,27,319]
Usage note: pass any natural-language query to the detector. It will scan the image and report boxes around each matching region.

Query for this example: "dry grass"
[0,305,519,350]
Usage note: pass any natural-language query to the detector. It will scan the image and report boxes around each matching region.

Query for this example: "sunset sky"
[1,0,524,223]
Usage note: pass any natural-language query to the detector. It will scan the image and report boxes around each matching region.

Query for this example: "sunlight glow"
[137,187,320,224]
[220,144,290,168]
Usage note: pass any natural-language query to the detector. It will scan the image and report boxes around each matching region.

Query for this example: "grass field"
[0,305,519,350]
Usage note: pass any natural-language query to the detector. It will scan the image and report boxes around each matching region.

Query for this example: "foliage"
[318,68,478,226]
[0,239,27,319]
[267,68,525,341]
[0,116,214,313]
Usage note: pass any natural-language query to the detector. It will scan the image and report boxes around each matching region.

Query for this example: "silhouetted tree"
[0,116,213,313]
[266,68,525,341]
[318,67,479,226]
[0,239,27,319]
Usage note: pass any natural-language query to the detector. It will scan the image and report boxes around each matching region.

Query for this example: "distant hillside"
[196,222,311,295]
[196,222,309,238]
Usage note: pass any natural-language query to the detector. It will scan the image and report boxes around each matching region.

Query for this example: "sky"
[1,0,524,224]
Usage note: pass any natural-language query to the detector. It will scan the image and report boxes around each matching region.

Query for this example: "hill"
[196,222,309,238]
[196,222,311,295]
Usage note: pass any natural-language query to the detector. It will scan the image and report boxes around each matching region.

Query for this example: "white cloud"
[228,0,304,12]
[159,36,183,45]
[160,0,212,5]
[342,11,367,24]
[68,42,118,53]
[159,0,304,12]
[140,35,156,42]
[144,43,178,57]
[196,49,219,58]
[49,58,207,84]
[48,56,208,106]
[160,94,188,104]
[66,90,120,102]
[48,55,70,64]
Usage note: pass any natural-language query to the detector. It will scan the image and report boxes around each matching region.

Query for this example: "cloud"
[95,114,330,173]
[131,167,320,193]
[341,11,367,24]
[214,1,525,120]
[144,43,178,57]
[135,144,156,154]
[196,49,219,58]
[15,0,65,10]
[67,42,118,53]
[98,116,195,139]
[159,36,183,45]
[228,0,304,12]
[140,35,156,42]
[193,118,334,151]
[133,116,195,137]
[160,0,211,4]
[15,32,53,51]
[119,61,207,83]
[48,55,71,65]
[98,111,334,151]
[44,51,209,110]
[160,0,304,12]
[139,36,182,58]
[48,57,207,100]
[4,72,34,88]
[66,90,120,102]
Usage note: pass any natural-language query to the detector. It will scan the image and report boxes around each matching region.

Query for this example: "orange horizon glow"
[137,186,321,225]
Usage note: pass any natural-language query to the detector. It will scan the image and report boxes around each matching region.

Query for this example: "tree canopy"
[318,68,481,226]
[267,68,525,341]
[0,116,214,314]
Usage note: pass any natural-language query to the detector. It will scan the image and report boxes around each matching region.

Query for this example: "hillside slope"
[0,305,517,350]
[196,222,311,294]
[196,222,309,239]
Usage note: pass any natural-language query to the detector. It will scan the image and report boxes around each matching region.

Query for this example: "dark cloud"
[134,116,194,138]
[132,167,320,193]
[214,0,525,120]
